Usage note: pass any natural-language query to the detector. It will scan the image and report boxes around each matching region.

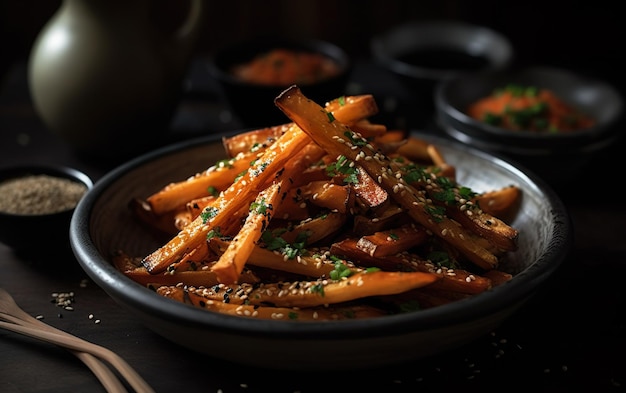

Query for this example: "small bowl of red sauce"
[207,38,352,128]
[435,66,624,187]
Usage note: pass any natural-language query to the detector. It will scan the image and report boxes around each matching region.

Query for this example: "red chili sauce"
[231,48,342,86]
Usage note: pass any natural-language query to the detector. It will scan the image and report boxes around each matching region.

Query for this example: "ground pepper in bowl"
[467,84,595,132]
[0,174,88,215]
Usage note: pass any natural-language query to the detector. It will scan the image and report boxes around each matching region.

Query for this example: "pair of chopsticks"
[0,288,154,393]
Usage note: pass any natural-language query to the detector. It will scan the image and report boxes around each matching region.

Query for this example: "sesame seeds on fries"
[121,86,521,321]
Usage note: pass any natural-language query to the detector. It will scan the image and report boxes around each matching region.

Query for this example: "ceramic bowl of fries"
[71,87,572,370]
[207,37,352,128]
[435,66,624,186]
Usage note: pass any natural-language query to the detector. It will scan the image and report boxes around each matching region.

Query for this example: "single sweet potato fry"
[473,185,522,222]
[280,211,347,245]
[210,181,285,284]
[329,238,493,295]
[157,285,388,320]
[163,270,439,308]
[356,223,429,257]
[209,238,359,278]
[146,150,258,216]
[112,251,260,288]
[222,123,291,157]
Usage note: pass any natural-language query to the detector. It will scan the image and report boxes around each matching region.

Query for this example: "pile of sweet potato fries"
[115,86,521,321]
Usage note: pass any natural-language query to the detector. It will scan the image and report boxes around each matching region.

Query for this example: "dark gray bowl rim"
[0,164,93,218]
[371,20,514,81]
[71,130,571,340]
[435,66,625,145]
[207,38,352,88]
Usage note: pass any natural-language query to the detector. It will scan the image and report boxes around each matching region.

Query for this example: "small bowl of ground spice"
[0,165,92,256]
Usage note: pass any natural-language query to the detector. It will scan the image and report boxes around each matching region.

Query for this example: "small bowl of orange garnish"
[435,66,624,187]
[207,37,352,128]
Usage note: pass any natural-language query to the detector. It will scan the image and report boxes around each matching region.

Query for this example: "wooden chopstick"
[0,320,155,393]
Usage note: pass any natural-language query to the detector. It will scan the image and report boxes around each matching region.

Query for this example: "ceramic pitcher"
[28,0,204,161]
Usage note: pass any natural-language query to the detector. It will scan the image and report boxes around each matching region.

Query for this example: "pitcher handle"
[175,0,204,42]
[164,0,203,78]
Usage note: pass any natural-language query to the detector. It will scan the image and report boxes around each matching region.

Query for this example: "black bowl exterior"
[435,66,625,184]
[0,165,93,254]
[371,20,514,84]
[208,38,352,128]
[371,20,514,126]
[436,66,624,147]
[70,131,571,370]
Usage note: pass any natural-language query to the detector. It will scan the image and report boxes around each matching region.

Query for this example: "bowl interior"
[436,66,624,147]
[71,131,571,368]
[371,20,514,83]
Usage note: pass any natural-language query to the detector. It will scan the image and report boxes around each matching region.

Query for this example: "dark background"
[1,2,625,392]
[1,0,625,98]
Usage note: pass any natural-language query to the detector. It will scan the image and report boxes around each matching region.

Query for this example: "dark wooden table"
[1,58,625,393]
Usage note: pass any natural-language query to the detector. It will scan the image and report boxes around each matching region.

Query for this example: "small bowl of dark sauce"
[371,20,514,125]
[395,47,491,75]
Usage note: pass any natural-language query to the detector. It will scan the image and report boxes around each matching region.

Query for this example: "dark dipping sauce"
[397,48,490,71]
